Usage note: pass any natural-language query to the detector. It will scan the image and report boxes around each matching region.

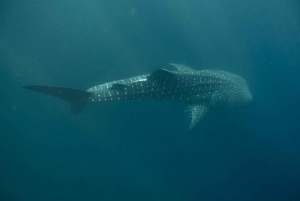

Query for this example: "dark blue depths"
[1,0,300,200]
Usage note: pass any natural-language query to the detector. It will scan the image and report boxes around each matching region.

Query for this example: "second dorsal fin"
[109,83,127,90]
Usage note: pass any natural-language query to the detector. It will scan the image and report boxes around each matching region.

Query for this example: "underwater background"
[1,0,300,200]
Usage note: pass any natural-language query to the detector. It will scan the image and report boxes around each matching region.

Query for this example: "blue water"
[1,0,300,200]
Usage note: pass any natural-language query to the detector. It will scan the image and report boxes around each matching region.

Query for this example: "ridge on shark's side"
[23,64,253,133]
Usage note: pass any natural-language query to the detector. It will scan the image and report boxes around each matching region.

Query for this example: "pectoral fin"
[187,104,210,134]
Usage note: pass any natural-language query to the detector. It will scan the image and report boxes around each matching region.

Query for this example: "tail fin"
[23,86,92,115]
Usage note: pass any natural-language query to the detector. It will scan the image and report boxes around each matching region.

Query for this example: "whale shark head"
[228,79,253,107]
[208,71,253,109]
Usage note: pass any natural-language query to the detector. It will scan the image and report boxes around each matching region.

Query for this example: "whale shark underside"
[23,64,252,133]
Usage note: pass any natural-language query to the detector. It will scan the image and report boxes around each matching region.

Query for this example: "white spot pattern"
[86,64,252,133]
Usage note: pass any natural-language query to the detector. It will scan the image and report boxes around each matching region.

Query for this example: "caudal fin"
[22,86,92,115]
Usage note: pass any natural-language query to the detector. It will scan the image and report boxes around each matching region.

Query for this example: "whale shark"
[23,64,252,133]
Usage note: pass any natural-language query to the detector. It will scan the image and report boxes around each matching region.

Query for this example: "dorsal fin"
[147,69,177,81]
[169,63,196,74]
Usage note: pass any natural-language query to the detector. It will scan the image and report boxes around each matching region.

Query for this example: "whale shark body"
[23,64,252,133]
